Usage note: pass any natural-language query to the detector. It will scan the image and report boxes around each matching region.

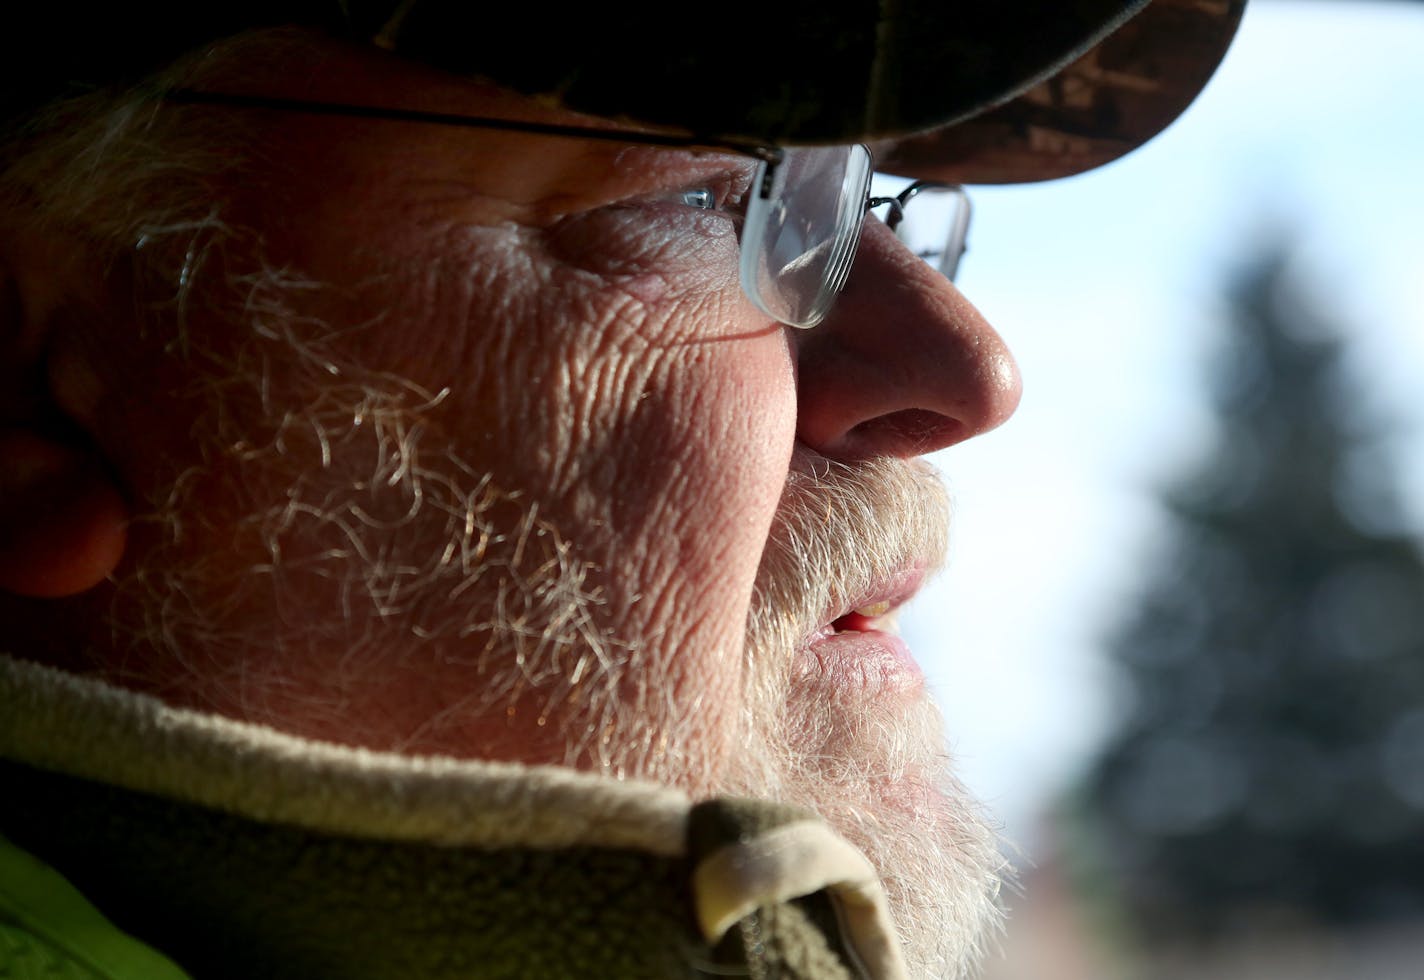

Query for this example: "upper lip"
[822,564,927,635]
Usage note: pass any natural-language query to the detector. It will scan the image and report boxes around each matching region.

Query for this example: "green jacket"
[0,655,906,979]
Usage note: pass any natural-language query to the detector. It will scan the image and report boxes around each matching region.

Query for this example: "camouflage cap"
[6,0,1243,183]
[879,0,1247,182]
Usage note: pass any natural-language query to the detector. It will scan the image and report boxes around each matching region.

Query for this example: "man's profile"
[0,2,1243,977]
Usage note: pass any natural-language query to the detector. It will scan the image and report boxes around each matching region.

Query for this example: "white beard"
[724,459,1006,979]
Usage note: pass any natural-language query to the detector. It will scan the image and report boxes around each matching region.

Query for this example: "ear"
[0,237,129,598]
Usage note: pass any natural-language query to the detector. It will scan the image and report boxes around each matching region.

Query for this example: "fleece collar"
[0,654,908,979]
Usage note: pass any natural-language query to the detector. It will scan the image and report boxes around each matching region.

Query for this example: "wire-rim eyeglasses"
[163,89,970,329]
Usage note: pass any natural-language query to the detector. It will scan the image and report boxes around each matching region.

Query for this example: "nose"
[793,218,1021,460]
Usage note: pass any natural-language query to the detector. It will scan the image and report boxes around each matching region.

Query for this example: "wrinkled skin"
[3,33,1019,775]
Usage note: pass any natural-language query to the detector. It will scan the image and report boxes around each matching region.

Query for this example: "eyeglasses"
[164,90,969,329]
[870,180,972,284]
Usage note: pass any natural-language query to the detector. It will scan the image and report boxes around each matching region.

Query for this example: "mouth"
[821,565,924,636]
[828,599,901,637]
[801,567,929,700]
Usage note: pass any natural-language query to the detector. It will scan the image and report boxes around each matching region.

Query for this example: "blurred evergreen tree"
[1079,236,1424,937]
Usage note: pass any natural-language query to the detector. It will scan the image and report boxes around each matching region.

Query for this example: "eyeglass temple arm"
[161,89,785,164]
[866,180,965,233]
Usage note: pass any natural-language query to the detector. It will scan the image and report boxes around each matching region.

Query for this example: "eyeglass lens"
[740,144,874,328]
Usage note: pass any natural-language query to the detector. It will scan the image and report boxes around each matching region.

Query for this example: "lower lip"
[801,627,926,703]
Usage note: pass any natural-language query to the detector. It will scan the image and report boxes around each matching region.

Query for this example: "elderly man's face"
[4,32,1018,975]
[176,99,800,775]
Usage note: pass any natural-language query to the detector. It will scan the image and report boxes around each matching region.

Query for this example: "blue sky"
[903,0,1424,840]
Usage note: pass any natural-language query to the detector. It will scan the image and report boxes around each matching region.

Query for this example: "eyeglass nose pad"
[869,181,972,282]
[866,196,906,233]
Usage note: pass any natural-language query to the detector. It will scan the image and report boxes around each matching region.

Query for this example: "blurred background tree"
[1076,232,1424,938]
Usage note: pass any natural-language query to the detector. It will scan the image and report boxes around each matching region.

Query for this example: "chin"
[708,664,1006,979]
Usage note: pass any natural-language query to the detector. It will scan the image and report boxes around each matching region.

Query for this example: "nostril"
[847,409,962,457]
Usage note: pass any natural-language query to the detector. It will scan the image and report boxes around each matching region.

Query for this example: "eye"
[679,188,717,210]
[652,165,756,220]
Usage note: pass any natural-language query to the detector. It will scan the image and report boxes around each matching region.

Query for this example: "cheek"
[491,261,798,652]
[254,192,796,638]
[448,210,793,549]
[584,320,798,749]
[616,341,797,547]
[553,291,799,588]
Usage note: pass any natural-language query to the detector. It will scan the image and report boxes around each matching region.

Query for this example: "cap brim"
[7,0,1242,189]
[378,0,1159,145]
[875,0,1246,184]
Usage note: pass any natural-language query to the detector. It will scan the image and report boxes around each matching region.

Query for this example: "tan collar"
[0,654,907,979]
